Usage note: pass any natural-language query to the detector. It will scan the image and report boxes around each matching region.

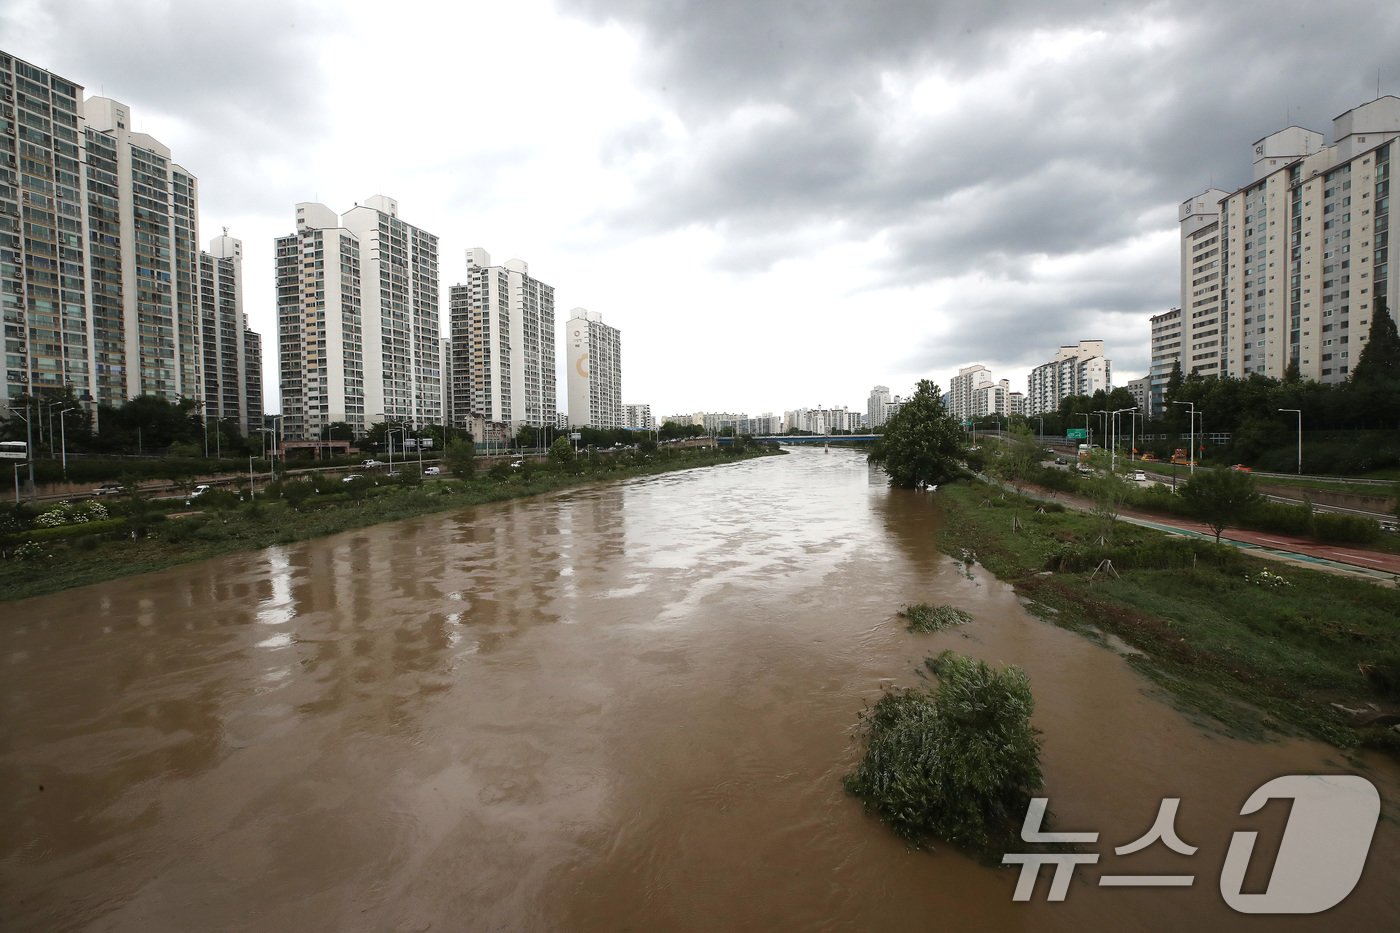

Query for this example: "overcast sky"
[5,0,1398,417]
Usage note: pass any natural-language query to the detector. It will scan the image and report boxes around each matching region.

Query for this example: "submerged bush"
[900,603,973,632]
[845,651,1043,856]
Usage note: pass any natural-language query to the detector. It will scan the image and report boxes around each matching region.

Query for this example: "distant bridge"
[717,434,879,446]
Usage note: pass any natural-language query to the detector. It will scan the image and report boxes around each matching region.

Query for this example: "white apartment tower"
[622,403,654,430]
[1,54,90,412]
[566,308,622,429]
[1216,99,1399,383]
[867,385,891,428]
[276,203,364,440]
[1026,340,1111,415]
[83,97,202,407]
[1178,187,1231,378]
[276,197,439,441]
[449,249,556,430]
[5,52,269,427]
[948,365,1010,422]
[1147,307,1182,419]
[199,232,263,436]
[341,196,440,427]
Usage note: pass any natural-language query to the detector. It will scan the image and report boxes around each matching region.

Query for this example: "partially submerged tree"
[845,651,1043,855]
[867,379,964,488]
[1179,468,1262,544]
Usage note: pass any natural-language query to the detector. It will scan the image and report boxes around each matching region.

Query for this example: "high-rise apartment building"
[565,308,621,429]
[867,385,891,428]
[4,52,261,423]
[276,203,364,440]
[1147,307,1182,419]
[1126,376,1150,415]
[1,53,90,412]
[1026,340,1111,415]
[199,232,262,435]
[276,196,438,441]
[448,249,556,430]
[84,96,203,406]
[341,196,440,427]
[948,365,1011,422]
[622,403,653,431]
[1177,188,1230,379]
[1193,97,1398,384]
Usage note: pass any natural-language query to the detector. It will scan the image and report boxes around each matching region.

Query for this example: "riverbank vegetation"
[936,479,1400,756]
[845,651,1043,856]
[0,443,778,602]
[900,603,973,632]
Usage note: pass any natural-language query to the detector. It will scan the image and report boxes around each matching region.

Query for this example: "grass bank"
[936,479,1400,756]
[1,445,778,602]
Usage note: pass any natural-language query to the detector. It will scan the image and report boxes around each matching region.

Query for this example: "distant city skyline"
[5,3,1398,417]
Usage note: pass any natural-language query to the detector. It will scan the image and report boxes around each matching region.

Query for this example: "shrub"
[1312,512,1381,545]
[280,480,316,510]
[900,603,974,632]
[844,651,1043,855]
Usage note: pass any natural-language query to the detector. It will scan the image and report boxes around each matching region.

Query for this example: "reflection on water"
[1,448,1396,931]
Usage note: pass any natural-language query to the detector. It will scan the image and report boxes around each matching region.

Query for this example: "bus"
[0,440,27,460]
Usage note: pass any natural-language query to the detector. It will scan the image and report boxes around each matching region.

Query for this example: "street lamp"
[386,427,405,474]
[1111,408,1133,473]
[1172,400,1196,476]
[1279,408,1302,475]
[12,400,35,500]
[56,406,77,478]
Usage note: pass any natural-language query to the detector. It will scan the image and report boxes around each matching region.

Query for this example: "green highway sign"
[1066,428,1088,440]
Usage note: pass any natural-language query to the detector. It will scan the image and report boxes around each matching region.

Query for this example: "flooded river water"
[3,448,1397,930]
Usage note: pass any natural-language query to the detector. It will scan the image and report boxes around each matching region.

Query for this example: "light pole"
[1279,408,1302,474]
[13,400,35,500]
[1172,400,1196,476]
[57,406,76,478]
[1111,408,1133,473]
[386,427,405,474]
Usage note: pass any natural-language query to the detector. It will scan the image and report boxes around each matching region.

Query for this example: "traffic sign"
[1066,428,1087,440]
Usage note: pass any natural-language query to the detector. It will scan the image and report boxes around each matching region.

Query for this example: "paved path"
[1011,480,1400,586]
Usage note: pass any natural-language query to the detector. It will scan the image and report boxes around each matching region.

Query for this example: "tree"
[443,438,476,478]
[1178,469,1262,544]
[321,422,355,442]
[844,651,1043,854]
[1351,295,1400,384]
[548,436,575,464]
[867,380,964,488]
[995,424,1041,492]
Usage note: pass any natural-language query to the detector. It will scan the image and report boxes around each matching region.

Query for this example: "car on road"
[362,459,385,468]
[342,473,365,483]
[1230,463,1253,472]
[92,485,126,496]
[1076,464,1094,475]
[423,466,441,476]
[190,484,212,498]
[510,459,524,469]
[1132,470,1148,482]
[1054,457,1067,465]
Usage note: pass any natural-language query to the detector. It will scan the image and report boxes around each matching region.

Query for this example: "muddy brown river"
[3,448,1397,930]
